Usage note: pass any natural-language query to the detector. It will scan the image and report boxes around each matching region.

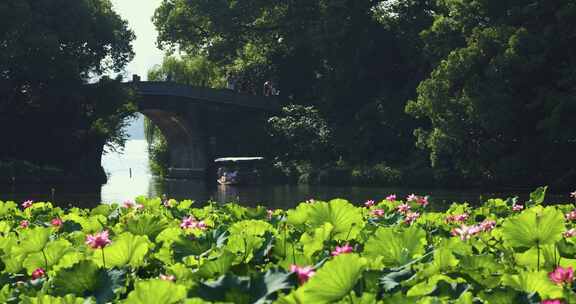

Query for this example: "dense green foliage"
[2,188,576,303]
[148,55,225,88]
[406,0,576,186]
[152,0,576,188]
[0,0,136,179]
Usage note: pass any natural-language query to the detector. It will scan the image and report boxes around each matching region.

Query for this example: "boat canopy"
[214,157,264,162]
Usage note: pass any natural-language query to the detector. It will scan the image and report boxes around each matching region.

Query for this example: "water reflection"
[0,138,571,209]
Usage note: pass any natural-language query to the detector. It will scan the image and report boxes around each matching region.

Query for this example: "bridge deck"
[131,81,280,111]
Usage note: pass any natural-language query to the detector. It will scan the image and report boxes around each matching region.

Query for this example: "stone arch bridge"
[129,78,279,179]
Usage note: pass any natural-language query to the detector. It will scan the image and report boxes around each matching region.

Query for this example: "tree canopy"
[406,0,576,185]
[0,0,136,178]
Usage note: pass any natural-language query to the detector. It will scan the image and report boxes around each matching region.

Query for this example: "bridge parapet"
[132,81,280,111]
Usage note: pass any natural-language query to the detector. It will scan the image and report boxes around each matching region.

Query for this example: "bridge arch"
[140,108,207,179]
[129,79,279,179]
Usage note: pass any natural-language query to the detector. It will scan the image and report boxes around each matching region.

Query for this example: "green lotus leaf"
[156,227,183,245]
[0,234,17,253]
[295,253,367,303]
[0,285,12,304]
[20,294,90,304]
[23,239,83,274]
[502,206,564,249]
[364,226,427,267]
[15,227,52,254]
[380,268,414,293]
[124,279,187,304]
[94,232,151,268]
[124,214,168,240]
[529,186,548,206]
[251,268,294,304]
[137,196,162,209]
[167,263,195,283]
[418,247,459,278]
[93,269,127,304]
[172,235,210,262]
[182,298,211,304]
[195,250,236,279]
[52,261,99,295]
[478,289,520,304]
[292,199,364,240]
[228,219,274,236]
[225,233,264,263]
[62,214,106,233]
[286,203,313,227]
[0,221,11,234]
[197,269,292,304]
[0,201,18,217]
[406,274,466,297]
[90,204,114,217]
[300,223,333,256]
[224,204,248,220]
[501,270,563,299]
[52,261,126,303]
[177,199,194,211]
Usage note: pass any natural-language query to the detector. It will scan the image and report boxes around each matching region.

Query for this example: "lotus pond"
[1,187,576,303]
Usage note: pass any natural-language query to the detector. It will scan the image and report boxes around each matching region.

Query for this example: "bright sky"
[110,0,165,80]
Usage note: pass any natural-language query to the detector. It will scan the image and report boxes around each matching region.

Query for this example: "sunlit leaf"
[124,279,187,304]
[502,206,564,249]
[94,232,151,268]
[364,226,427,267]
[295,253,367,303]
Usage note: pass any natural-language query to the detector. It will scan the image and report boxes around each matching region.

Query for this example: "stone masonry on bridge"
[130,77,279,179]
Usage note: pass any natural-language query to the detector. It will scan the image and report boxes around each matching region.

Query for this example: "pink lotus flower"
[180,216,207,230]
[371,209,384,217]
[417,196,429,207]
[306,198,315,204]
[22,200,33,209]
[404,212,420,225]
[407,194,418,202]
[479,220,496,232]
[290,265,315,284]
[549,266,574,285]
[85,230,112,249]
[196,221,207,230]
[180,216,196,229]
[566,210,576,221]
[542,300,563,304]
[512,204,524,212]
[331,243,353,256]
[31,268,45,279]
[446,213,469,224]
[267,209,274,220]
[364,200,375,207]
[122,200,143,210]
[51,218,63,228]
[396,203,411,214]
[159,274,175,281]
[564,229,576,238]
[386,194,397,201]
[20,220,29,228]
[451,225,474,241]
[571,191,576,199]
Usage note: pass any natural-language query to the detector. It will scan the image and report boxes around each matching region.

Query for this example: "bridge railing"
[131,81,280,111]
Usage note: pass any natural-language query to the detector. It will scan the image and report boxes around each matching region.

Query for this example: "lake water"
[0,138,570,209]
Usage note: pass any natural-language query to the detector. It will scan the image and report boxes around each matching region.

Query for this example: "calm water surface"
[0,139,570,209]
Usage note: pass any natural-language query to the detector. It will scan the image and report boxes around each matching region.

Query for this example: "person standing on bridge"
[263,80,272,96]
[226,72,237,91]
